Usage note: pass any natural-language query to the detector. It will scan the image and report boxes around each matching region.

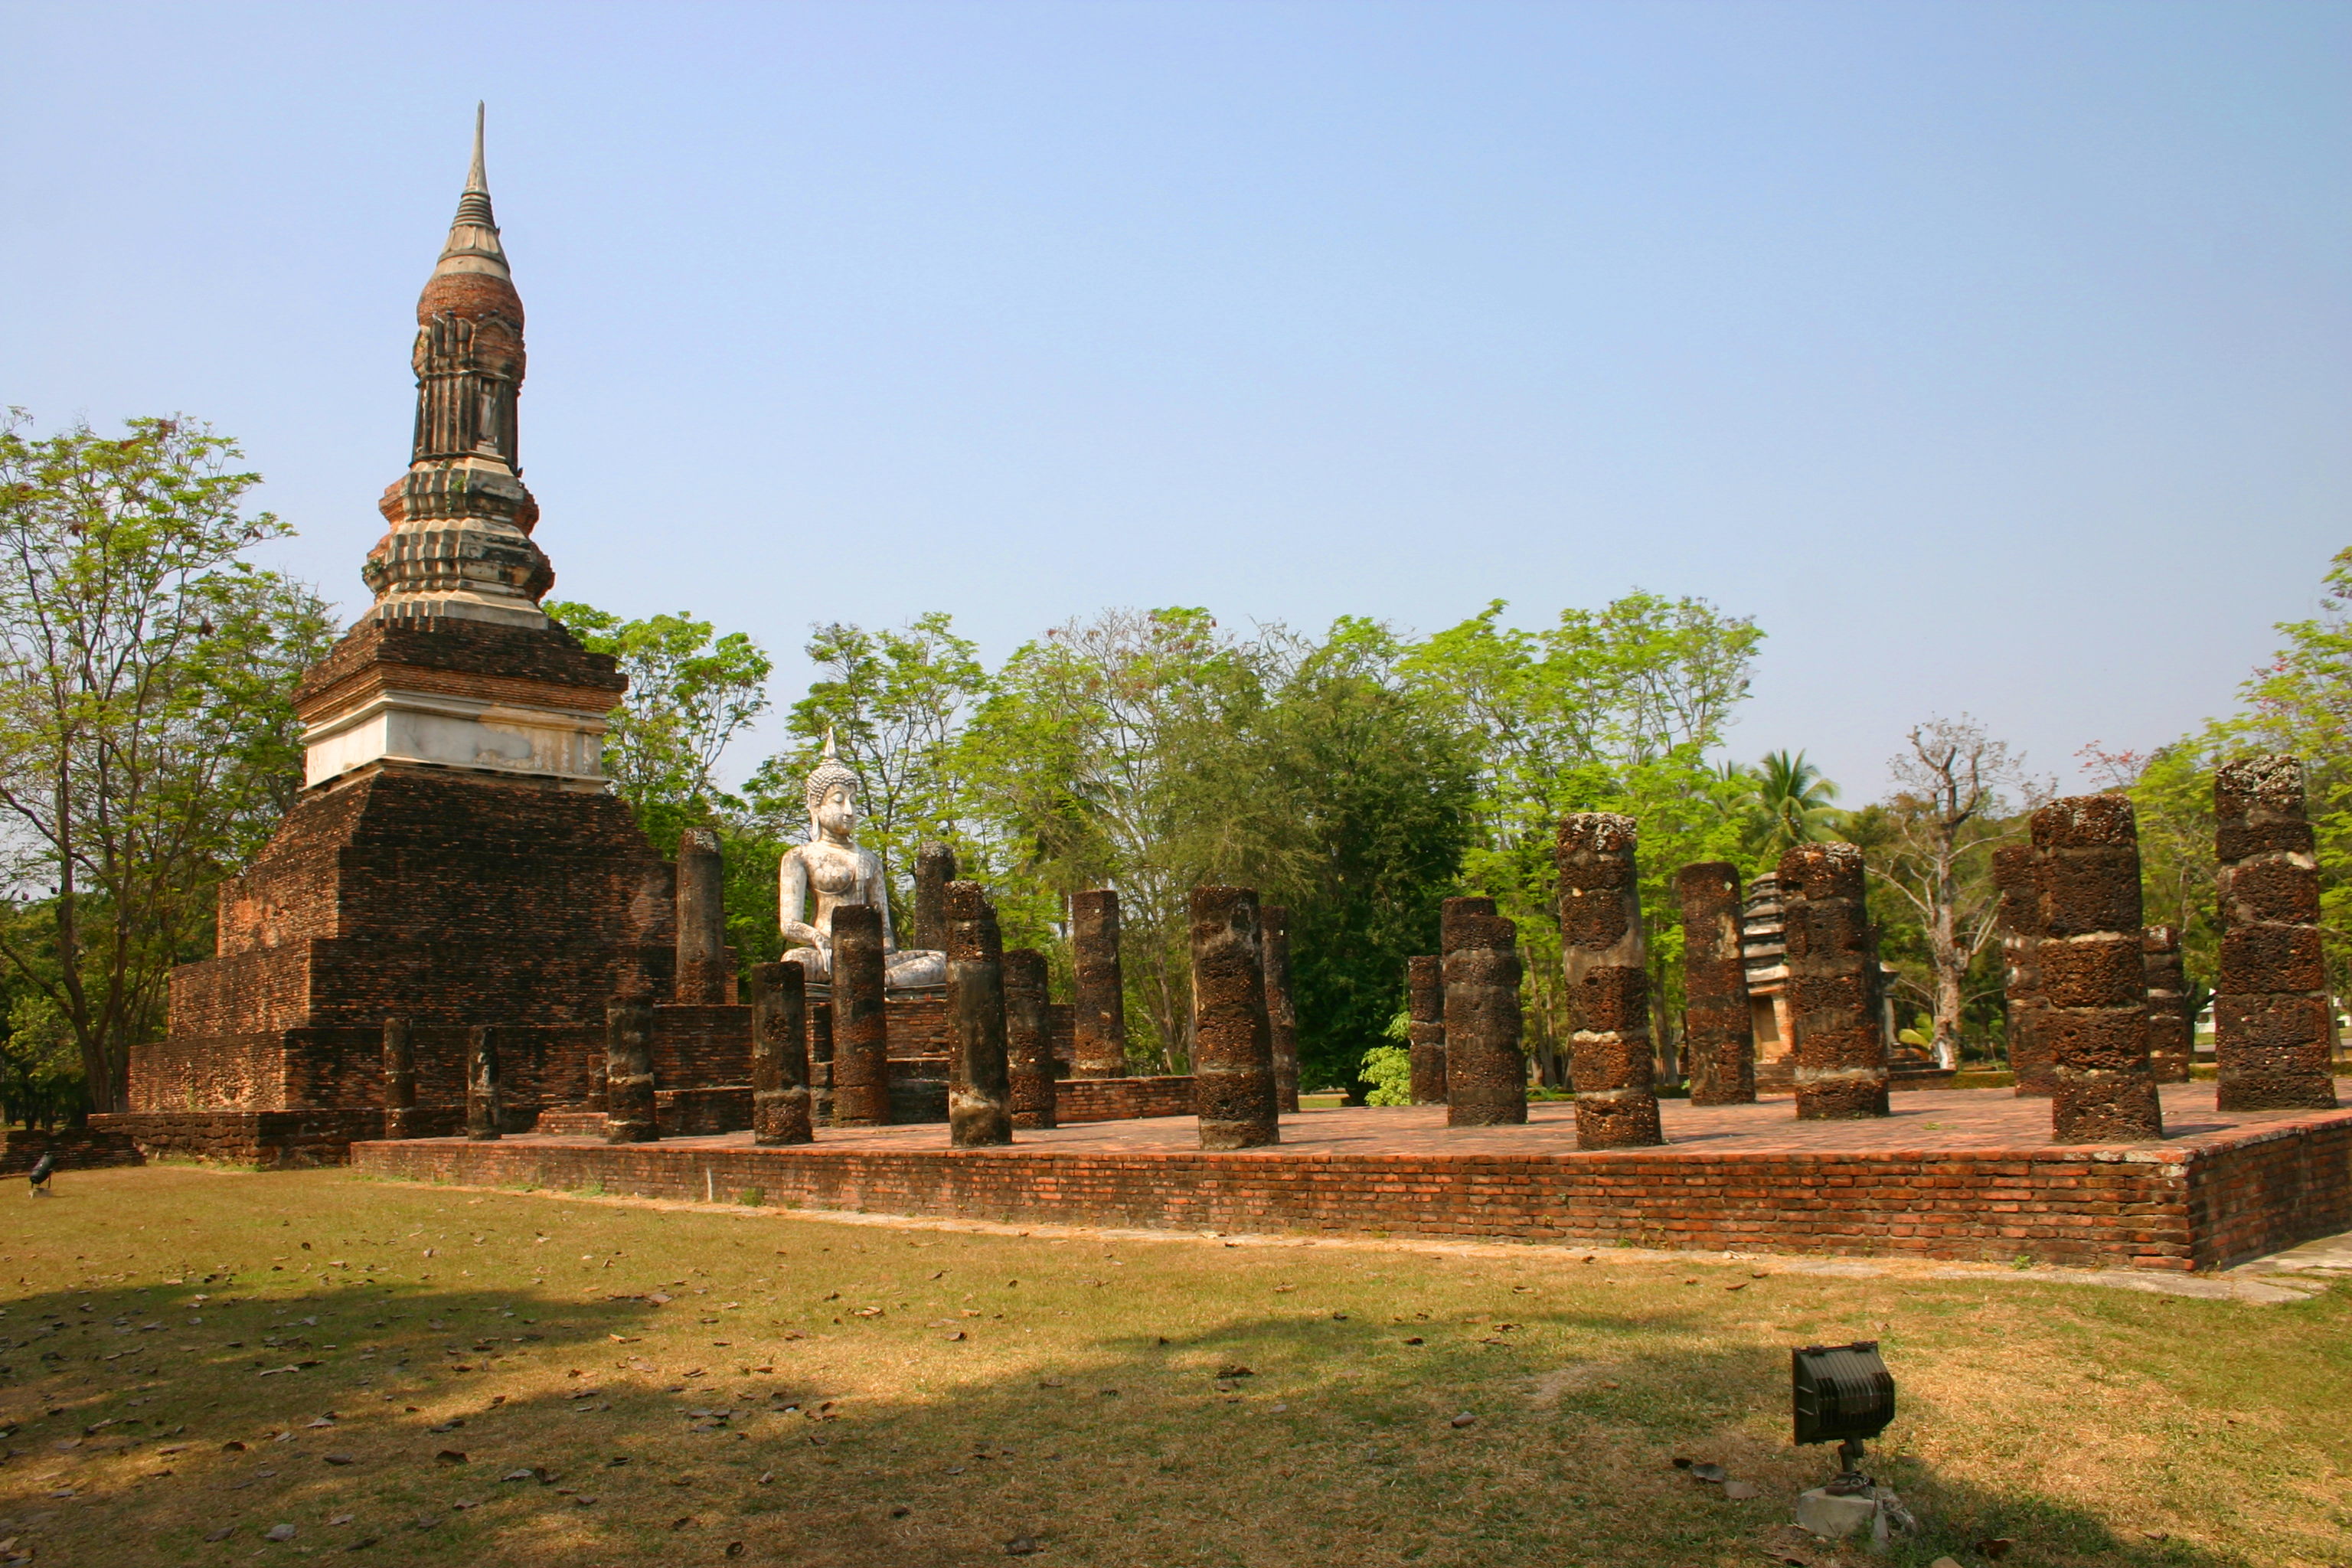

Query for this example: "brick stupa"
[102,113,692,1164]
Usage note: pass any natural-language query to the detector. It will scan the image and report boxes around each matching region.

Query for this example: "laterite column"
[946,881,1014,1147]
[674,825,729,1004]
[2142,926,2194,1086]
[1407,955,1446,1105]
[831,904,891,1126]
[1442,896,1526,1126]
[750,961,812,1145]
[1004,948,1059,1129]
[913,841,957,954]
[2033,795,2165,1142]
[382,1017,419,1139]
[2214,756,2340,1109]
[466,1024,502,1140]
[1263,904,1301,1115]
[1994,842,2052,1096]
[1072,889,1129,1078]
[1190,885,1280,1149]
[1677,861,1756,1106]
[1782,841,1890,1119]
[604,997,658,1144]
[1558,814,1662,1146]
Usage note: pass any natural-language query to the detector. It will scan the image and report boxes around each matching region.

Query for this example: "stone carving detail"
[829,904,891,1127]
[1190,886,1280,1149]
[2031,795,2165,1142]
[1677,861,1757,1106]
[1558,815,1662,1147]
[2213,756,2339,1111]
[776,734,944,990]
[1782,841,1891,1119]
[945,881,1014,1148]
[1072,890,1129,1078]
[1407,955,1446,1104]
[2141,926,2194,1086]
[1004,948,1059,1129]
[362,106,553,631]
[1994,843,2052,1096]
[1442,897,1526,1127]
[604,997,658,1145]
[465,1025,503,1141]
[751,962,813,1146]
[1262,904,1301,1116]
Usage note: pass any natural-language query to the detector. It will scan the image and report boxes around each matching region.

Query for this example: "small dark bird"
[28,1151,56,1195]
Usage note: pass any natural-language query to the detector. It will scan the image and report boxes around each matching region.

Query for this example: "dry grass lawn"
[0,1165,2344,1567]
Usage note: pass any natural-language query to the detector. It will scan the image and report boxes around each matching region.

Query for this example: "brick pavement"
[488,1083,2335,1159]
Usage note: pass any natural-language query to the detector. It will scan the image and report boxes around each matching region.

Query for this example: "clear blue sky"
[5,2,2346,800]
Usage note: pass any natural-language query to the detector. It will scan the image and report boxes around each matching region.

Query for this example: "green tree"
[1258,618,1478,1096]
[0,413,332,1114]
[1399,593,1763,1083]
[1735,749,1843,866]
[960,608,1287,1067]
[756,613,988,937]
[543,602,773,846]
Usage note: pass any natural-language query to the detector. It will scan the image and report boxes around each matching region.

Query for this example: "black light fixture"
[1792,1341,1896,1495]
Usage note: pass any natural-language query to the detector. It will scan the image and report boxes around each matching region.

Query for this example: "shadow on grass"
[0,1201,2281,1568]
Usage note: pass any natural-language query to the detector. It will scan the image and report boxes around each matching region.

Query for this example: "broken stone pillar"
[2214,756,2340,1111]
[1994,842,2052,1096]
[2142,926,2194,1086]
[1072,888,1129,1078]
[604,997,658,1144]
[946,880,1014,1147]
[674,825,729,1004]
[913,841,957,955]
[1677,861,1757,1106]
[1190,885,1280,1149]
[1407,955,1446,1104]
[1004,948,1058,1129]
[382,1017,419,1139]
[1442,896,1526,1127]
[1262,904,1301,1115]
[2033,794,2166,1143]
[830,903,891,1127]
[1557,814,1663,1147]
[1782,841,1890,1119]
[750,961,813,1146]
[466,1024,502,1141]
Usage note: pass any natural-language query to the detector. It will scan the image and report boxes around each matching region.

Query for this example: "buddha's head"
[805,730,861,844]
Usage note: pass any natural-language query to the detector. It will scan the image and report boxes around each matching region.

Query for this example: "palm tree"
[1743,750,1841,861]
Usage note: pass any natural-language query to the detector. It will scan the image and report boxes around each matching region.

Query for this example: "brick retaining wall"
[349,1113,2350,1272]
[1,1128,145,1175]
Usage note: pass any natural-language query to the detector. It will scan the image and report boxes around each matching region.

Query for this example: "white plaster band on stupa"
[302,686,609,788]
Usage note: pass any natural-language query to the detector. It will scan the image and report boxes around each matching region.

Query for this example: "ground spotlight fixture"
[1792,1341,1895,1496]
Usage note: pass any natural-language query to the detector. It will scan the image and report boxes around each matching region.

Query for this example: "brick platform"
[351,1085,2352,1272]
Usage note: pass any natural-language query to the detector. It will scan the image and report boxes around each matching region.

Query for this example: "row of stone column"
[1995,756,2335,1118]
[1404,816,1893,1147]
[1406,756,2333,1150]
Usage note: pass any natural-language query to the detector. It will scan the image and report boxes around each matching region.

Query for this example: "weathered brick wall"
[1,1128,144,1174]
[126,1034,285,1112]
[353,1134,2248,1270]
[1056,1076,1196,1125]
[94,1109,384,1168]
[2184,1116,2352,1269]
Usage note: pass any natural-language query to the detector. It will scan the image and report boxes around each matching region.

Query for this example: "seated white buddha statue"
[776,734,946,989]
